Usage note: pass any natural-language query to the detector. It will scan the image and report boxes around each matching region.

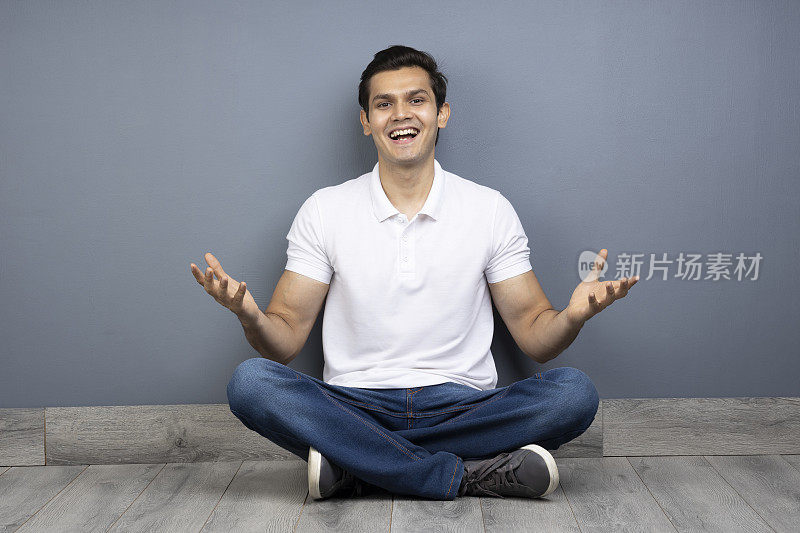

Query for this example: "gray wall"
[2,0,798,408]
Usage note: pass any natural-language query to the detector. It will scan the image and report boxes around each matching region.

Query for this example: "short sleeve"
[484,192,533,283]
[285,194,333,284]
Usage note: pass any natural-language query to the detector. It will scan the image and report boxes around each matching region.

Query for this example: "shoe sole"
[521,443,559,497]
[308,446,323,500]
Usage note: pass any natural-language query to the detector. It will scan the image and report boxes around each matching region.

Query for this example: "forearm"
[523,309,584,364]
[238,310,298,365]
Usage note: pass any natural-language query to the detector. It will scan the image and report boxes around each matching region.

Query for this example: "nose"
[391,101,412,121]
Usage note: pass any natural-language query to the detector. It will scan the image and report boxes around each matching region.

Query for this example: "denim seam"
[406,390,411,429]
[406,387,424,429]
[411,406,474,417]
[329,397,473,418]
[439,385,514,426]
[445,455,461,499]
[309,380,423,461]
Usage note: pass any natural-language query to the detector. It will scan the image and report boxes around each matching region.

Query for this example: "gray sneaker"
[308,446,365,500]
[458,444,559,498]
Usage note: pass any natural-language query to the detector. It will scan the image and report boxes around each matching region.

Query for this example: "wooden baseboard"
[1,398,798,466]
[603,397,800,456]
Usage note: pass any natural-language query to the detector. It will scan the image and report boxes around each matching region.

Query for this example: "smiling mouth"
[388,129,419,144]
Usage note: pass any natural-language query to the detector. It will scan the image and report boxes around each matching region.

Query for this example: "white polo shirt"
[284,159,532,390]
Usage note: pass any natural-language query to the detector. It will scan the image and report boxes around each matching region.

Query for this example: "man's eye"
[411,98,423,103]
[377,102,389,108]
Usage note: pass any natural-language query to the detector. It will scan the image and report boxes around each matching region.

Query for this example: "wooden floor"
[2,455,799,532]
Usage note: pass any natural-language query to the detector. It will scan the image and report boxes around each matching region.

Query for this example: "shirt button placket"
[399,215,411,273]
[401,231,409,268]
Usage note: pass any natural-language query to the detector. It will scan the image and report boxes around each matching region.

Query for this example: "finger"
[190,264,205,286]
[595,249,607,271]
[612,277,625,296]
[616,276,640,296]
[220,276,229,297]
[616,277,629,297]
[586,252,601,283]
[589,293,601,314]
[586,248,607,283]
[234,280,247,304]
[205,252,227,280]
[588,292,602,314]
[204,267,215,292]
[605,281,616,303]
[622,275,639,294]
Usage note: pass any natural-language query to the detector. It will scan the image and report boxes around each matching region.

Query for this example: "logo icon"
[578,250,607,281]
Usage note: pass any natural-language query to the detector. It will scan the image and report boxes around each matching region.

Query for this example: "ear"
[437,102,451,129]
[360,109,372,136]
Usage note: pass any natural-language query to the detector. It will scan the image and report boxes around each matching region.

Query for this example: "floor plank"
[4,455,798,531]
[628,456,772,532]
[201,459,307,532]
[16,463,164,532]
[481,485,580,532]
[558,457,676,532]
[0,408,45,466]
[107,461,242,532]
[781,454,800,472]
[0,465,87,531]
[389,495,482,533]
[704,455,800,532]
[295,491,392,532]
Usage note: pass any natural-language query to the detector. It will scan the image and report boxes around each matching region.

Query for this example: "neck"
[376,154,436,215]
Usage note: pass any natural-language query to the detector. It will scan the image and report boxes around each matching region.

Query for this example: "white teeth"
[389,128,419,139]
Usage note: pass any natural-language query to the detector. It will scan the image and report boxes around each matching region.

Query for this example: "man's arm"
[521,308,584,364]
[488,269,582,364]
[239,310,302,365]
[192,251,330,365]
[239,269,330,365]
[489,251,639,363]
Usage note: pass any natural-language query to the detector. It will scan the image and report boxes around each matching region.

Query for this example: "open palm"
[565,249,639,326]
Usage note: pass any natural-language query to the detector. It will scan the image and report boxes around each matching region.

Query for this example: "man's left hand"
[565,248,639,326]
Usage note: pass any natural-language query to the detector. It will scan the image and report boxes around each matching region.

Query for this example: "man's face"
[360,66,450,166]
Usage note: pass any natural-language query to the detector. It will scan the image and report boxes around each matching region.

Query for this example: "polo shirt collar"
[370,159,446,223]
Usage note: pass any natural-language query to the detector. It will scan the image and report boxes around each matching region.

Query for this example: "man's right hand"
[190,252,260,321]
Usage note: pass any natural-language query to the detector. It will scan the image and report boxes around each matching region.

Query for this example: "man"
[190,45,638,501]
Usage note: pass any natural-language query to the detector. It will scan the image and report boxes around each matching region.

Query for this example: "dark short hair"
[358,45,448,146]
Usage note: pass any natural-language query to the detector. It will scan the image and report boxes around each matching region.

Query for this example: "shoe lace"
[462,452,520,498]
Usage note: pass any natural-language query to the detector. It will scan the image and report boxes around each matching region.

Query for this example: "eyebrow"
[371,88,429,103]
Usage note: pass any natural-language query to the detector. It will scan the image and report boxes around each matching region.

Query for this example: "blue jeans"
[226,357,599,501]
